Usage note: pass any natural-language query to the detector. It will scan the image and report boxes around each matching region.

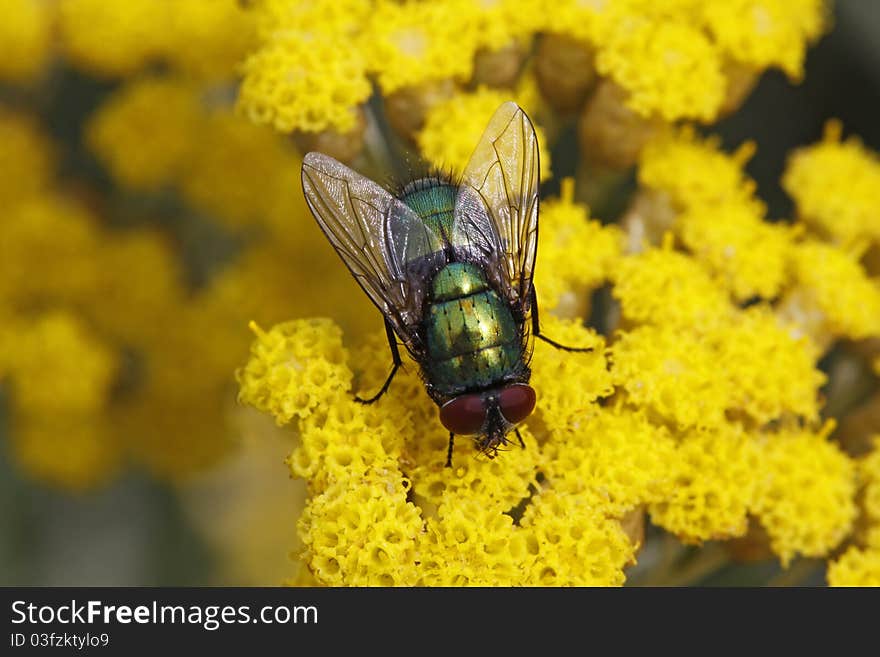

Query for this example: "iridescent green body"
[401,181,526,398]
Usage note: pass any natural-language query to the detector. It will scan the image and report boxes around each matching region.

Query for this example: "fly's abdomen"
[425,262,523,395]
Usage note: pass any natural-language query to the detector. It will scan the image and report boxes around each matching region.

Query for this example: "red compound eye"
[439,394,488,435]
[498,384,536,425]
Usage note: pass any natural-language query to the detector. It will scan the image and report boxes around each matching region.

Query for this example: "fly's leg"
[514,428,525,450]
[445,432,455,468]
[355,318,402,404]
[530,285,594,353]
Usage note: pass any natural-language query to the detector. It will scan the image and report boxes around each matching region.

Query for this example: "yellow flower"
[856,436,880,544]
[527,314,613,433]
[651,422,856,563]
[638,126,758,211]
[85,230,185,348]
[677,199,793,301]
[611,323,732,430]
[611,306,825,429]
[827,545,880,586]
[611,244,733,330]
[8,414,121,491]
[649,425,760,543]
[238,29,371,134]
[364,0,481,94]
[0,108,55,206]
[0,196,102,308]
[541,405,676,518]
[203,237,377,341]
[251,0,373,41]
[299,472,424,586]
[789,240,880,341]
[58,0,169,77]
[180,112,304,228]
[751,424,856,566]
[0,312,118,415]
[0,0,53,81]
[236,319,354,426]
[542,0,614,44]
[60,0,255,80]
[164,0,257,80]
[87,77,203,190]
[595,15,726,122]
[701,0,828,80]
[782,120,880,246]
[464,0,543,52]
[715,307,825,425]
[516,489,635,586]
[533,179,625,315]
[419,498,529,586]
[417,86,553,180]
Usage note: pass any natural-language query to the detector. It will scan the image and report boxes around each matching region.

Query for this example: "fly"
[301,102,591,467]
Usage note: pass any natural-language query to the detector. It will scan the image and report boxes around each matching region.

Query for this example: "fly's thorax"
[399,177,457,239]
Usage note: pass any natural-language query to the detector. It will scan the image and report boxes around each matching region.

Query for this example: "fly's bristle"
[389,165,461,200]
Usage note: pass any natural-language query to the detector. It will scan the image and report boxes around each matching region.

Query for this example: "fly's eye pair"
[439,384,536,435]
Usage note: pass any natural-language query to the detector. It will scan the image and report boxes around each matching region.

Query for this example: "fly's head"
[438,383,536,458]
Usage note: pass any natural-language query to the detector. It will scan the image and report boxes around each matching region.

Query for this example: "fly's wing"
[453,102,540,311]
[301,152,433,355]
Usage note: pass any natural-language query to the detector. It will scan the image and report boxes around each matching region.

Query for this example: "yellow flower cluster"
[596,15,726,122]
[828,438,880,586]
[702,0,827,80]
[231,0,831,175]
[0,109,55,205]
[532,179,624,316]
[59,0,169,76]
[240,298,857,582]
[0,196,102,309]
[239,140,868,582]
[752,425,856,565]
[547,0,827,123]
[0,312,121,489]
[0,0,53,81]
[636,128,793,302]
[2,91,321,488]
[240,317,645,585]
[611,307,825,429]
[790,241,880,341]
[639,127,758,211]
[0,312,117,415]
[365,0,481,94]
[418,86,553,181]
[87,75,305,230]
[59,0,255,79]
[87,77,203,191]
[677,199,793,301]
[783,120,880,246]
[612,245,733,329]
[238,27,371,134]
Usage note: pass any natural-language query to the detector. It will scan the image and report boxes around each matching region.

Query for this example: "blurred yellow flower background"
[2,0,880,586]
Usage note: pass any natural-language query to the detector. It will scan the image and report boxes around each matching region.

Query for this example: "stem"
[639,543,730,587]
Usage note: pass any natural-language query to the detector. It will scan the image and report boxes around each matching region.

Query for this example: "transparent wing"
[453,102,540,309]
[301,152,434,354]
